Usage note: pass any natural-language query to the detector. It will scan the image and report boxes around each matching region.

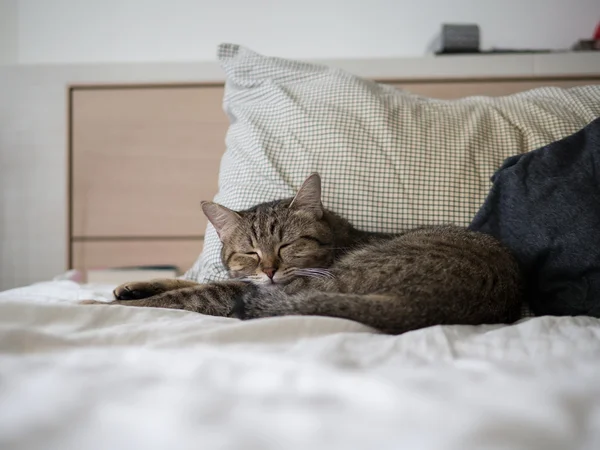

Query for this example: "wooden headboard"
[69,84,228,276]
[68,76,600,277]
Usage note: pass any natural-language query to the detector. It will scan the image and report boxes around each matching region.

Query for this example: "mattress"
[1,280,600,450]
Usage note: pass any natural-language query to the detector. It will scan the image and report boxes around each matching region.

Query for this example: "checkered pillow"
[185,43,600,292]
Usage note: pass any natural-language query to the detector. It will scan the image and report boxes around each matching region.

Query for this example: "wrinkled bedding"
[1,281,600,450]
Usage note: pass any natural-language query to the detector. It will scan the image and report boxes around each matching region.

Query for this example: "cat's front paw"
[113,281,162,300]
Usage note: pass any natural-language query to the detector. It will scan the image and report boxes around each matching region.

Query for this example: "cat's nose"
[263,268,277,279]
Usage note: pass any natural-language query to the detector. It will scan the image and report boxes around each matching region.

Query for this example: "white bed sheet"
[1,280,600,450]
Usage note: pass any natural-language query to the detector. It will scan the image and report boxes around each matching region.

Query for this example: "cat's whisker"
[298,269,333,275]
[298,273,334,280]
[293,268,336,280]
[307,268,334,274]
[299,268,336,278]
[294,273,327,280]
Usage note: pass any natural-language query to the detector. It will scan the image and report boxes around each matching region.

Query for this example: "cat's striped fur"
[81,174,523,334]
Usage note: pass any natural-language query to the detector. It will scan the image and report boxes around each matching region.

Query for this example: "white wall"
[0,0,18,64]
[0,62,222,291]
[15,0,600,64]
[1,1,599,290]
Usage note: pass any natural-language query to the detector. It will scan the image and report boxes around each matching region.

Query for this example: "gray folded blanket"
[470,116,600,317]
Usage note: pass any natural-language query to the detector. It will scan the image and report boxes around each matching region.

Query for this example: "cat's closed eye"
[278,238,321,259]
[233,252,259,263]
[277,243,292,256]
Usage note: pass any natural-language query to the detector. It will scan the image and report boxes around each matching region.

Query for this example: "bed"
[2,280,600,449]
[2,44,600,449]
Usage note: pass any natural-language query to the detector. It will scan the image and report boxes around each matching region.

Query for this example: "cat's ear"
[289,173,323,219]
[201,201,241,241]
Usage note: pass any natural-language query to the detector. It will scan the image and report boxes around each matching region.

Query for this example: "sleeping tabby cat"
[81,174,523,334]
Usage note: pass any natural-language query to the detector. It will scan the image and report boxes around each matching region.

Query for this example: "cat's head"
[201,174,335,286]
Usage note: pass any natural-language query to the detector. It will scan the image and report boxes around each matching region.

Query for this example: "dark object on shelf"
[436,47,560,56]
[434,23,562,56]
[572,40,600,51]
[436,24,480,54]
[485,48,557,54]
[572,20,600,51]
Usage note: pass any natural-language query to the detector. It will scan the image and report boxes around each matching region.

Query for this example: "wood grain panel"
[72,239,203,274]
[391,79,600,99]
[71,86,227,238]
